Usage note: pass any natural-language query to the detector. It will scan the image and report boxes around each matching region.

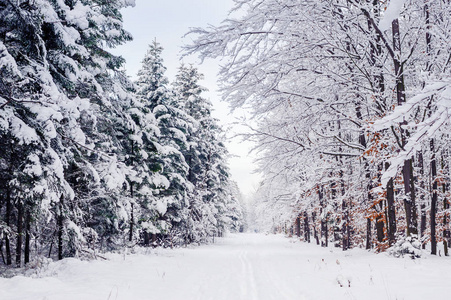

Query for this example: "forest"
[186,0,451,256]
[1,0,451,272]
[0,0,243,268]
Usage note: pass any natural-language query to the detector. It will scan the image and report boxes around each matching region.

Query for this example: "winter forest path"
[1,234,451,300]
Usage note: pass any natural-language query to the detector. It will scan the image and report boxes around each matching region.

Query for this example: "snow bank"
[1,234,450,300]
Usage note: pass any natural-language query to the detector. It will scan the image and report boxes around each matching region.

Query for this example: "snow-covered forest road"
[1,233,450,300]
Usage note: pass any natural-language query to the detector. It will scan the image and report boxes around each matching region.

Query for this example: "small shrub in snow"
[388,236,422,259]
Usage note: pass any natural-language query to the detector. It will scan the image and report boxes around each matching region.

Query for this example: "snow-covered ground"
[1,233,450,300]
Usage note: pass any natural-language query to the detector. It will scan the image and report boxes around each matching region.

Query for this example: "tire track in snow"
[239,250,258,300]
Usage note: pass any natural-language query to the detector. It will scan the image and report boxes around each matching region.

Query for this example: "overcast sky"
[113,0,262,197]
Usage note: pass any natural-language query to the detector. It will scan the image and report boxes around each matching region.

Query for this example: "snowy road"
[1,233,451,300]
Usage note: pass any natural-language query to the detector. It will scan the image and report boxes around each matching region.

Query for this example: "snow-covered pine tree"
[0,0,140,264]
[135,41,192,247]
[172,64,242,242]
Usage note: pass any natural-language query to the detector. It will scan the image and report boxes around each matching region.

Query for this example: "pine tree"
[135,41,192,246]
[0,0,138,263]
[173,64,242,242]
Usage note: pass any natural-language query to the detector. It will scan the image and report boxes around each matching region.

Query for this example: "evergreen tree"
[0,0,138,263]
[0,0,244,267]
[135,41,191,246]
[173,64,242,242]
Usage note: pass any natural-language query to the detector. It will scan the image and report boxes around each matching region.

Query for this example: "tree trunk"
[442,154,450,256]
[16,201,23,267]
[129,184,134,242]
[375,209,385,243]
[366,218,372,250]
[304,211,310,243]
[418,152,427,249]
[342,199,349,251]
[375,163,386,244]
[364,161,373,250]
[152,233,157,247]
[24,210,31,264]
[58,196,64,260]
[0,239,5,265]
[129,140,135,243]
[143,231,150,246]
[312,212,319,245]
[431,139,438,255]
[5,186,12,265]
[295,214,301,238]
[319,186,328,247]
[324,225,330,248]
[385,163,397,246]
[392,18,418,237]
[402,158,419,236]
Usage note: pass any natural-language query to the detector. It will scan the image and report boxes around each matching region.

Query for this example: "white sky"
[113,0,262,197]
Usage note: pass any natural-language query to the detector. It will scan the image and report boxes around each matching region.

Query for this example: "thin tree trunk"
[129,185,134,242]
[431,139,438,255]
[442,153,450,256]
[366,218,372,250]
[5,186,12,265]
[340,168,349,250]
[402,159,419,236]
[319,186,328,247]
[48,235,54,258]
[24,210,31,264]
[386,164,397,246]
[342,199,348,251]
[16,201,23,267]
[312,212,319,245]
[375,206,385,243]
[129,140,135,243]
[151,233,157,247]
[0,239,5,264]
[418,152,427,249]
[295,214,301,238]
[375,164,386,244]
[304,211,310,243]
[143,231,150,246]
[58,195,64,260]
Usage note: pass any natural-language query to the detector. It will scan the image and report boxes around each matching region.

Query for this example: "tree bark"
[402,159,419,236]
[319,186,328,247]
[58,197,64,260]
[375,209,385,243]
[129,140,135,243]
[152,233,157,247]
[16,201,23,267]
[312,212,319,245]
[418,152,427,249]
[129,185,134,242]
[5,186,12,265]
[143,231,150,246]
[342,199,349,251]
[304,211,310,243]
[430,139,438,255]
[442,154,450,256]
[366,218,372,250]
[392,18,418,237]
[24,210,31,264]
[295,214,301,238]
[386,173,397,246]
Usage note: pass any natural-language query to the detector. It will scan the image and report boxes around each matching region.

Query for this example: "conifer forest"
[0,0,243,268]
[1,0,451,286]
